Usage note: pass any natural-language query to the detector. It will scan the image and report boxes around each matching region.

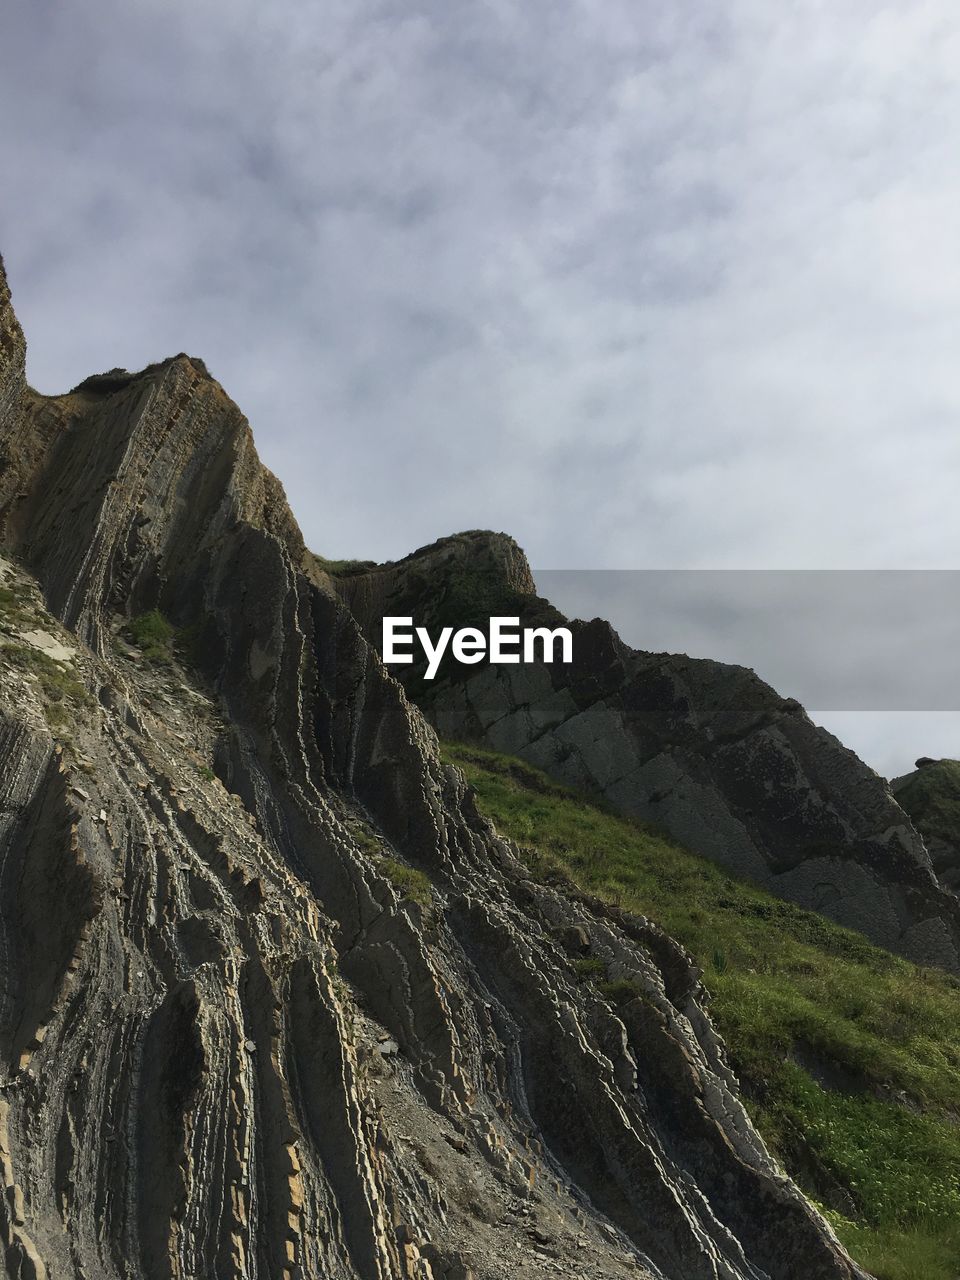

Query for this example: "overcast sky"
[3,1,960,774]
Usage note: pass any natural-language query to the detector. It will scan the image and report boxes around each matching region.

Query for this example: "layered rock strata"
[337,533,960,974]
[0,254,867,1280]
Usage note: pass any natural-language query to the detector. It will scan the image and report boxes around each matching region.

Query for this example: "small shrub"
[573,956,606,982]
[378,856,433,908]
[597,978,648,1007]
[127,610,174,662]
[0,586,19,616]
[312,554,376,577]
[44,701,70,728]
[350,822,384,857]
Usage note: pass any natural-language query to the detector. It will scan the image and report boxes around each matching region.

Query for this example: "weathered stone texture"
[0,254,868,1280]
[342,533,960,973]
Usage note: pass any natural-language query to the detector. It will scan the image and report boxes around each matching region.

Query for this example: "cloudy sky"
[3,1,960,774]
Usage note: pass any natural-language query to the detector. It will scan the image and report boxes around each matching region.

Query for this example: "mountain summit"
[0,252,873,1280]
[335,531,960,972]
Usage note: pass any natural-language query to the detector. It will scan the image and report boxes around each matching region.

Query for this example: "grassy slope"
[443,742,960,1280]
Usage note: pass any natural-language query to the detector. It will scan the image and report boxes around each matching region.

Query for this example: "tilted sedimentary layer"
[337,533,960,972]
[0,254,867,1279]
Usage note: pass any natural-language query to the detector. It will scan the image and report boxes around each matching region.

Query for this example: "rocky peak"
[343,530,960,974]
[397,529,538,596]
[0,254,871,1280]
[67,353,214,399]
[333,528,540,635]
[1,338,305,652]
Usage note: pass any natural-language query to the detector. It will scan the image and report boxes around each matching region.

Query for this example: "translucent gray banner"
[534,570,960,712]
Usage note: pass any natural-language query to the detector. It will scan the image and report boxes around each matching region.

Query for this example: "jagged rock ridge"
[336,519,960,975]
[0,254,867,1280]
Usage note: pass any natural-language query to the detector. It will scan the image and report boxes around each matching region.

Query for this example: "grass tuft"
[596,977,648,1007]
[2,642,91,731]
[377,856,433,909]
[312,554,377,577]
[0,581,42,629]
[127,610,174,662]
[572,955,607,982]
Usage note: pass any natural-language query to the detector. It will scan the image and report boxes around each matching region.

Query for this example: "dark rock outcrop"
[892,758,960,893]
[338,532,960,974]
[0,254,869,1278]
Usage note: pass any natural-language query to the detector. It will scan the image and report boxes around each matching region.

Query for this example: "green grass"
[443,741,960,1280]
[596,976,650,1007]
[344,815,384,858]
[311,554,377,577]
[3,643,91,727]
[0,575,90,729]
[0,581,42,628]
[377,856,433,909]
[124,609,213,669]
[127,609,174,662]
[825,1215,960,1280]
[572,955,607,982]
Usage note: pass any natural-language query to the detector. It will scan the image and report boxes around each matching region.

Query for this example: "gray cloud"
[3,0,960,774]
[538,570,960,776]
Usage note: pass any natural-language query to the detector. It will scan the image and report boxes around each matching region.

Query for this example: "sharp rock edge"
[0,254,868,1280]
[338,534,960,974]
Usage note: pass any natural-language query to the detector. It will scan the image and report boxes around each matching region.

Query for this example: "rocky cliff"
[891,757,960,893]
[0,254,869,1279]
[336,532,960,974]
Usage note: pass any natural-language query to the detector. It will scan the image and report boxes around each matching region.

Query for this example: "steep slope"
[0,254,868,1280]
[336,533,960,973]
[891,758,960,893]
[446,742,960,1280]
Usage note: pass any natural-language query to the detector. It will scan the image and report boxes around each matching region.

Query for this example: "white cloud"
[3,0,960,769]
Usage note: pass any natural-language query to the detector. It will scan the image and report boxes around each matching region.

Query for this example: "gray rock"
[0,251,868,1280]
[344,531,960,973]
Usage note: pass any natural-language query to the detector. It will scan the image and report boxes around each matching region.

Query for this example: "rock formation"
[891,757,960,893]
[336,532,960,974]
[0,253,874,1279]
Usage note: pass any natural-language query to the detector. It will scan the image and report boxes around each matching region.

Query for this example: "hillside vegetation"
[444,742,960,1280]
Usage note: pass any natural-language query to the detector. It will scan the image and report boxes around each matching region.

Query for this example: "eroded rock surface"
[891,757,960,894]
[0,254,867,1279]
[338,532,960,974]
